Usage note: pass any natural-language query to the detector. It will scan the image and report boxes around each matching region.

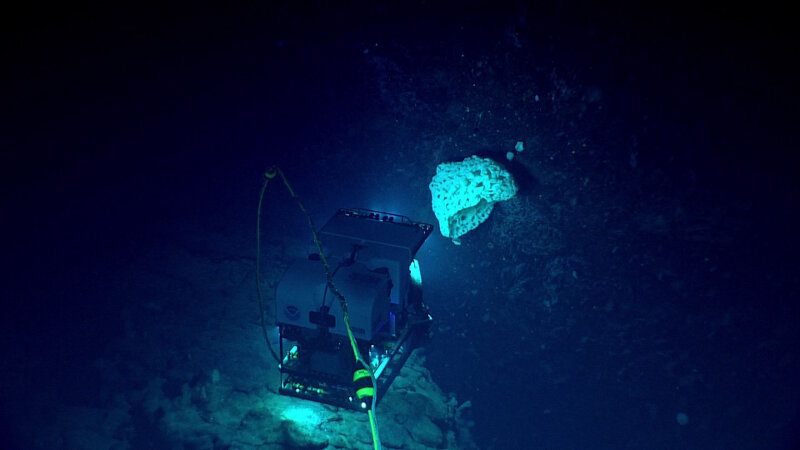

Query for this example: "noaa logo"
[284,305,300,321]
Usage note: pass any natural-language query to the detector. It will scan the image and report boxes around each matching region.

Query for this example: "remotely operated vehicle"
[256,166,433,415]
[256,167,434,449]
[274,207,433,410]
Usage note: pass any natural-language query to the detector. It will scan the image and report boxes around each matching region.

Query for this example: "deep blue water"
[3,2,798,449]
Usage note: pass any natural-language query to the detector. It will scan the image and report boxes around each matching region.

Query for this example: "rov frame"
[275,208,433,411]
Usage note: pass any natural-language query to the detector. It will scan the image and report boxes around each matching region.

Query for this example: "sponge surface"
[429,155,518,244]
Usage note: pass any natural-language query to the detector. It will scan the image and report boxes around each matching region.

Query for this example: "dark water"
[3,2,798,449]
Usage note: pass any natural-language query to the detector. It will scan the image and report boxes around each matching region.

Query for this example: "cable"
[260,166,382,450]
[359,356,381,450]
[256,172,281,364]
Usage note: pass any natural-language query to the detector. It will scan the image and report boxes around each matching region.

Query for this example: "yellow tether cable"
[256,172,281,364]
[258,166,381,450]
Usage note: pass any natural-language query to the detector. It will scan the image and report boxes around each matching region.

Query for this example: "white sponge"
[429,155,518,244]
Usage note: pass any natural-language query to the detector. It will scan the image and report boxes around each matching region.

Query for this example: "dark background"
[3,1,798,449]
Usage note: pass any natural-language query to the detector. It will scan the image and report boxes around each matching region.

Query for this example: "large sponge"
[429,155,518,244]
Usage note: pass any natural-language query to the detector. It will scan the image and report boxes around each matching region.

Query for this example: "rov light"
[280,405,323,431]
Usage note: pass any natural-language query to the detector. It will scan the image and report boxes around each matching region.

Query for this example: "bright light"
[409,259,422,286]
[280,405,322,428]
